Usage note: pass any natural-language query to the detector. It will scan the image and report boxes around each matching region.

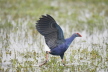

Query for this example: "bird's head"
[75,33,82,37]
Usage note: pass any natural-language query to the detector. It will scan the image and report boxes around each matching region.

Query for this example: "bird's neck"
[65,34,76,47]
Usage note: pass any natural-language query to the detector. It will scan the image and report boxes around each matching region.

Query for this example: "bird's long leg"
[60,54,66,66]
[62,59,66,66]
[39,51,50,67]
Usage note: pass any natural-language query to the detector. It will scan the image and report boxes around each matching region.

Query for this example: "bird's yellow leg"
[39,51,51,67]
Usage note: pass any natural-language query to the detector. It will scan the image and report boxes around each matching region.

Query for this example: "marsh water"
[0,0,108,72]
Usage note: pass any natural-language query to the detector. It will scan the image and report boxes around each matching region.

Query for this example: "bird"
[36,14,82,66]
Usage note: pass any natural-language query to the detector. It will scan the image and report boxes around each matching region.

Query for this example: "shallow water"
[0,18,108,71]
[0,0,108,72]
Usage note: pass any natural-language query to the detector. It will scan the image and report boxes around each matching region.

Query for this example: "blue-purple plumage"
[36,14,65,49]
[50,33,79,59]
[36,14,82,59]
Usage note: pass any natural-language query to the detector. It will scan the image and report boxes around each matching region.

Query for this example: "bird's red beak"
[77,33,82,37]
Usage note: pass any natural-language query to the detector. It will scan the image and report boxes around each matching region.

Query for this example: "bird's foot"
[63,63,66,66]
[39,51,50,67]
[39,60,48,67]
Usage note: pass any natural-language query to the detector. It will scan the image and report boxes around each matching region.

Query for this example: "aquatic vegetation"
[0,0,108,72]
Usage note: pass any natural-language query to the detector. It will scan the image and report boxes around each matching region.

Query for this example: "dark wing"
[36,14,65,49]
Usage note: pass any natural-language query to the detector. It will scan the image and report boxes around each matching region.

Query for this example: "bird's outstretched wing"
[36,14,65,49]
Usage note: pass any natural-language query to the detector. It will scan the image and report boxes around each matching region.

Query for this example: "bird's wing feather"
[36,14,65,49]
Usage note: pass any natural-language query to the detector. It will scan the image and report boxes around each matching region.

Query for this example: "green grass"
[0,0,108,72]
[0,0,108,32]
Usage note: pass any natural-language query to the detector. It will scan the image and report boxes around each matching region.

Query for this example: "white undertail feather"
[44,42,50,51]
